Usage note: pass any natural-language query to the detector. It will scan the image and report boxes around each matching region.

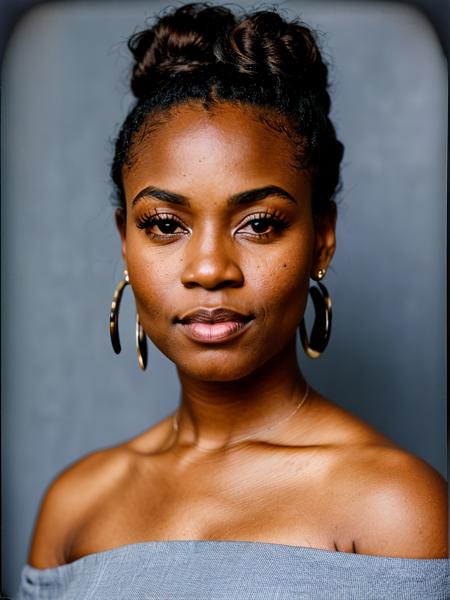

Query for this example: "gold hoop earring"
[299,270,332,359]
[135,312,148,371]
[109,270,148,370]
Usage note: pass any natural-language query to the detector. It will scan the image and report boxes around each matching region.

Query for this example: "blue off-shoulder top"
[16,540,449,600]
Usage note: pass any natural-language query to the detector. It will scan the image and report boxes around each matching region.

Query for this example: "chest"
[67,449,348,562]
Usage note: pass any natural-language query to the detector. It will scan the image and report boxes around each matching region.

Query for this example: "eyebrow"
[131,185,298,208]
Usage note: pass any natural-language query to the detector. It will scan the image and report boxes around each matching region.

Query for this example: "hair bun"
[129,3,330,113]
[128,3,236,98]
[216,11,328,93]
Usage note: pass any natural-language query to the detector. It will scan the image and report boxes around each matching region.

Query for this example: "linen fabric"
[16,540,449,600]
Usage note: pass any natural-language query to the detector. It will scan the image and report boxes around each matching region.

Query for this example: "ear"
[312,201,337,276]
[115,208,127,264]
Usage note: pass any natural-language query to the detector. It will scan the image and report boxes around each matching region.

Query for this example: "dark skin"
[28,102,447,568]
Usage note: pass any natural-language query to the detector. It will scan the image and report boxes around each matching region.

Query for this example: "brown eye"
[155,219,182,234]
[237,211,290,239]
[136,212,188,239]
[250,219,271,234]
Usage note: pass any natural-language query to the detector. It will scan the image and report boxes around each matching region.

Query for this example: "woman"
[18,3,448,598]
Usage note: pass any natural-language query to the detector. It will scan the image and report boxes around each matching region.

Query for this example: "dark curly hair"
[111,2,344,215]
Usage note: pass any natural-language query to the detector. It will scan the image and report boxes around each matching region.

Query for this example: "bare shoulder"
[27,416,174,568]
[308,394,447,558]
[334,442,448,558]
[27,443,136,568]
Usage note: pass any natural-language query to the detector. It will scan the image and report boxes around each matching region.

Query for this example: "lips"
[177,308,253,325]
[175,308,254,343]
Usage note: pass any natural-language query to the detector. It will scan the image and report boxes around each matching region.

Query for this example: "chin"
[175,357,259,383]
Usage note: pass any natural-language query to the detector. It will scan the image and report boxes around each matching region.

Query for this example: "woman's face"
[118,102,336,381]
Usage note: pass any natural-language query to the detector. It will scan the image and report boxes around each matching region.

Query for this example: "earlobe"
[115,208,127,262]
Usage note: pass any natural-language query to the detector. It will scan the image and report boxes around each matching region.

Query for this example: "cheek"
[268,262,309,323]
[241,242,312,328]
[125,238,181,321]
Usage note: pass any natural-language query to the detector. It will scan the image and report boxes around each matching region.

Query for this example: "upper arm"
[27,447,124,568]
[352,449,448,558]
[28,472,75,568]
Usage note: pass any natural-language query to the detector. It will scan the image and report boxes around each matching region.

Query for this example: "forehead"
[122,102,306,202]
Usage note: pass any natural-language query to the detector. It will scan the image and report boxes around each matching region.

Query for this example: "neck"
[173,339,309,451]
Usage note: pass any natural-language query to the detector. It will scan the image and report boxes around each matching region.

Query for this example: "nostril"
[182,280,200,290]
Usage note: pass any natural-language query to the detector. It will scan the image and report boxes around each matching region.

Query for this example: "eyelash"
[135,209,290,240]
[136,212,186,239]
[239,211,290,239]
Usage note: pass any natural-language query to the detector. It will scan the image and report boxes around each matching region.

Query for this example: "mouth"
[175,308,255,343]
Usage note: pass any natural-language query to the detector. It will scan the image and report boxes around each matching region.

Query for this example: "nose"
[180,225,244,290]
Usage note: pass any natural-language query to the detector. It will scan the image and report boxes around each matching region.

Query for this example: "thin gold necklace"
[171,384,310,450]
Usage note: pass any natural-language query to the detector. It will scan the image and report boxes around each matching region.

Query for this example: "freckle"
[283,263,287,268]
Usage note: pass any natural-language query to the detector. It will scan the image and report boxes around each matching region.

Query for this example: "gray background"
[1,1,447,596]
